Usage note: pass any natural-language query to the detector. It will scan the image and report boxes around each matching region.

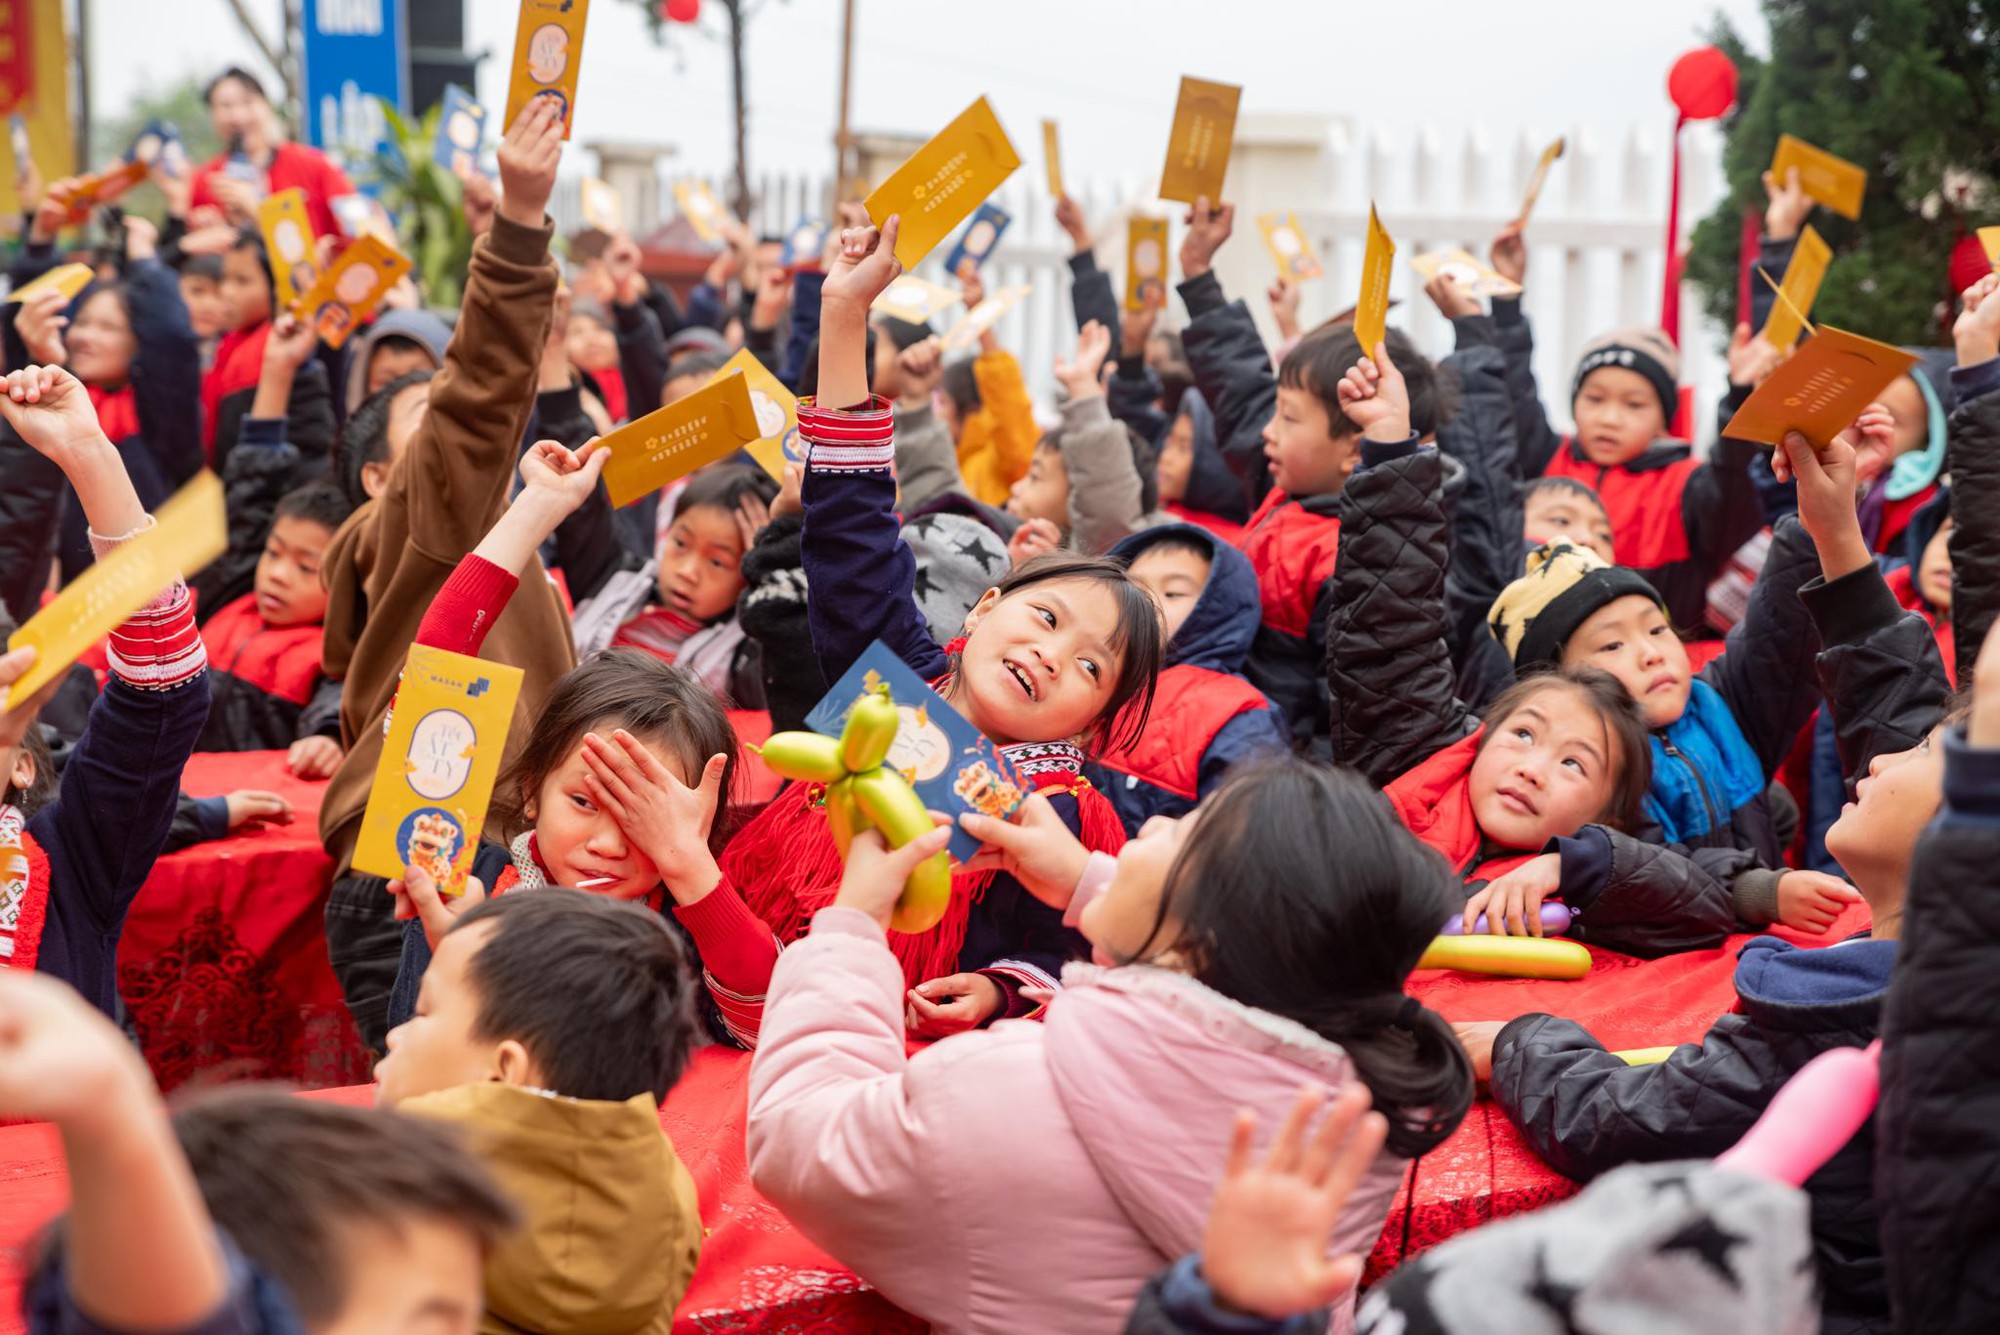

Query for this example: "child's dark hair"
[204,65,269,105]
[372,332,429,362]
[675,461,780,522]
[1124,528,1212,569]
[449,889,701,1102]
[338,368,435,506]
[962,554,1164,753]
[662,348,733,391]
[227,226,266,263]
[273,478,353,535]
[181,253,223,283]
[168,1087,516,1327]
[1122,759,1474,1158]
[1279,326,1456,440]
[490,648,742,853]
[940,357,980,419]
[797,326,879,400]
[1523,475,1610,518]
[0,609,53,816]
[1480,667,1652,833]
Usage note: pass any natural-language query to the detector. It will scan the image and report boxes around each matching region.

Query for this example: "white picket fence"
[556,120,1731,442]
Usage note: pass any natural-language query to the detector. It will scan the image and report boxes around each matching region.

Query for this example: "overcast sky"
[89,0,1769,184]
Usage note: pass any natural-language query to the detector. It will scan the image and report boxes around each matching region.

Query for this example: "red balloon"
[662,0,700,20]
[1667,46,1738,121]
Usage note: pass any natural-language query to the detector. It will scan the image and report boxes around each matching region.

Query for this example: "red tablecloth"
[119,752,370,1093]
[5,903,1868,1332]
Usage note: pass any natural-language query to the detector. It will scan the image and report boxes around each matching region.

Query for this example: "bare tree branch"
[219,0,290,100]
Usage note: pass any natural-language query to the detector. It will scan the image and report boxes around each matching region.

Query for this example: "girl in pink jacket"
[746,758,1475,1334]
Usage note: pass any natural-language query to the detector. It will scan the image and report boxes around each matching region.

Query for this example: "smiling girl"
[721,217,1165,1037]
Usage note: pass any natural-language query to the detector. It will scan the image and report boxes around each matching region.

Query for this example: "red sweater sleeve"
[674,875,782,1047]
[414,555,520,657]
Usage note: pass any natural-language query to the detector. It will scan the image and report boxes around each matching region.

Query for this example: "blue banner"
[300,0,407,161]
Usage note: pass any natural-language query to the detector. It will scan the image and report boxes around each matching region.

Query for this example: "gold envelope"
[1159,76,1240,204]
[1126,216,1170,312]
[1978,225,2000,269]
[504,0,591,139]
[352,645,525,895]
[1762,224,1831,353]
[1722,326,1917,446]
[943,284,1031,353]
[711,349,797,479]
[872,274,960,324]
[865,97,1022,270]
[1771,134,1866,221]
[6,262,93,305]
[1410,248,1520,299]
[598,370,761,508]
[1516,136,1565,225]
[1353,204,1396,354]
[1258,212,1322,281]
[5,470,226,708]
[258,188,318,309]
[1042,119,1064,198]
[290,235,412,350]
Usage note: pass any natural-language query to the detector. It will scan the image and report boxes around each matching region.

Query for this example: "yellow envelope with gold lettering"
[1042,119,1064,198]
[675,179,729,243]
[866,98,1021,270]
[1353,204,1396,354]
[505,0,590,139]
[6,263,93,305]
[4,471,226,708]
[599,371,762,509]
[1159,77,1240,204]
[1978,225,2000,269]
[943,284,1031,353]
[1126,216,1169,312]
[1258,212,1322,281]
[259,188,319,310]
[873,274,960,324]
[711,349,798,479]
[353,645,524,896]
[1517,136,1565,226]
[1722,326,1917,446]
[1771,134,1866,221]
[290,235,412,350]
[1762,224,1832,353]
[581,177,621,232]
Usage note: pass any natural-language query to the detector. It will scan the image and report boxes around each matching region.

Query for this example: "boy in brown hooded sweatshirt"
[317,101,580,1050]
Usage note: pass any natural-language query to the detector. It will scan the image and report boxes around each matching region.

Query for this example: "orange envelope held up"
[1042,119,1064,198]
[1770,134,1866,221]
[1158,76,1241,205]
[1722,326,1917,447]
[505,0,591,139]
[1126,216,1169,312]
[291,235,412,349]
[259,188,319,309]
[1761,224,1832,353]
[598,371,762,509]
[6,262,94,306]
[1353,204,1396,354]
[865,97,1021,270]
[1258,212,1322,281]
[709,349,798,480]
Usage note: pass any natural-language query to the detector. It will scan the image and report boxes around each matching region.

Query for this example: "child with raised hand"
[1004,320,1172,557]
[937,259,1040,506]
[1327,342,1744,955]
[722,216,1165,1036]
[6,209,202,587]
[1485,217,1769,636]
[198,227,336,478]
[1173,198,1451,755]
[748,756,1472,1334]
[1458,421,1957,1335]
[375,889,707,1333]
[0,365,210,1014]
[382,439,779,1048]
[318,98,570,1054]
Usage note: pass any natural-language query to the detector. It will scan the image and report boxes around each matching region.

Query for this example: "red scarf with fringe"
[0,806,52,974]
[724,742,1126,990]
[86,384,139,447]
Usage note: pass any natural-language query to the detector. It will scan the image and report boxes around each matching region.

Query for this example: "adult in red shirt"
[190,66,355,240]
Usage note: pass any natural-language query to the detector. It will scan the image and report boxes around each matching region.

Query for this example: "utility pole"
[832,0,855,201]
[73,0,92,169]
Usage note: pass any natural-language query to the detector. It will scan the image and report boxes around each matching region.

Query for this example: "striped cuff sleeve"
[797,395,895,472]
[90,518,207,691]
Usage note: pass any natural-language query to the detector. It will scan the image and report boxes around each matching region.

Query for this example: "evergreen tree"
[1685,0,2000,348]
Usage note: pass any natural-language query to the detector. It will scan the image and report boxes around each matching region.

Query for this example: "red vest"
[1385,731,1536,886]
[200,594,325,705]
[1163,502,1244,547]
[1238,489,1342,639]
[1544,441,1699,569]
[1097,665,1272,802]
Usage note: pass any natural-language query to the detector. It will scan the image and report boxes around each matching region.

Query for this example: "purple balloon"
[1441,901,1574,936]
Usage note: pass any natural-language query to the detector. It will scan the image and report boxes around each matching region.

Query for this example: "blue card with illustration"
[779,215,828,268]
[125,120,186,177]
[435,85,489,177]
[940,202,1011,278]
[805,640,1029,863]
